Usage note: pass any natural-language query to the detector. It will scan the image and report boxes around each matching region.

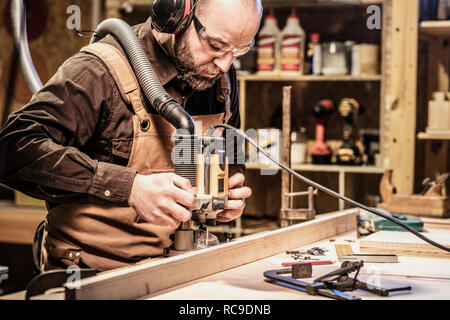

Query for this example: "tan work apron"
[40,43,232,272]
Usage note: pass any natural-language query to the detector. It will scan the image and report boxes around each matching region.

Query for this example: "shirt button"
[104,190,111,197]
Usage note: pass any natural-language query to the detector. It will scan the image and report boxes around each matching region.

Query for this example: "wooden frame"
[67,209,357,300]
[418,19,450,190]
[381,0,419,195]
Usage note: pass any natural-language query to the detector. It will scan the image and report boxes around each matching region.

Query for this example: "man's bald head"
[196,0,263,19]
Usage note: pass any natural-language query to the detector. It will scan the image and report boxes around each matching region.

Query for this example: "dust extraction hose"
[12,0,194,134]
[90,18,195,134]
[10,0,43,94]
[209,124,450,254]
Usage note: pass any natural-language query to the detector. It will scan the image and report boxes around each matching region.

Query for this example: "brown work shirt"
[0,18,244,209]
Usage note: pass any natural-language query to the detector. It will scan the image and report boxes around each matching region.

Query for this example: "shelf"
[237,74,382,82]
[262,0,383,9]
[246,162,385,174]
[417,132,450,140]
[419,20,450,37]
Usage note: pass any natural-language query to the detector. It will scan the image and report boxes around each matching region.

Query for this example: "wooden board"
[422,217,450,230]
[145,232,450,300]
[360,229,450,259]
[68,209,358,300]
[420,21,450,38]
[0,201,47,244]
[377,195,449,218]
[382,0,419,195]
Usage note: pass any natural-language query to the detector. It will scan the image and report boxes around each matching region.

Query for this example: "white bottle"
[280,9,306,75]
[257,11,280,74]
[291,127,308,164]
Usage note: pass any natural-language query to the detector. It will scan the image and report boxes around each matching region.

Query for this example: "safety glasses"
[192,15,254,57]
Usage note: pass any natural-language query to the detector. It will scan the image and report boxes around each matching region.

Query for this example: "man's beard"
[173,36,221,91]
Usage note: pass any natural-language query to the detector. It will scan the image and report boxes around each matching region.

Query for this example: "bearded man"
[0,0,261,272]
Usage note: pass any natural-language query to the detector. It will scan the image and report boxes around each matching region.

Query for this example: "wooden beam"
[68,209,358,300]
[280,86,292,226]
[382,0,418,195]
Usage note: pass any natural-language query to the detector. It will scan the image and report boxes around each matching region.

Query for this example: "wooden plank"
[0,201,47,244]
[68,209,358,300]
[420,21,450,38]
[378,195,449,217]
[280,86,292,226]
[382,0,418,195]
[422,217,450,230]
[237,74,382,82]
[145,232,450,300]
[246,162,385,174]
[418,132,450,140]
[360,229,450,259]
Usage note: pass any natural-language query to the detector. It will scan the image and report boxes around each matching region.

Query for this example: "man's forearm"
[0,129,136,206]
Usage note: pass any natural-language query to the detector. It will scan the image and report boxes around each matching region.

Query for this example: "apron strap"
[80,43,151,130]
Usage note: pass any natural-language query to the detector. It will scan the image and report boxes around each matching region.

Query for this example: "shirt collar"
[137,18,179,86]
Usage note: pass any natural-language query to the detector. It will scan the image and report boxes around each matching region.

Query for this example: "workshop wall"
[0,0,93,126]
[0,0,94,293]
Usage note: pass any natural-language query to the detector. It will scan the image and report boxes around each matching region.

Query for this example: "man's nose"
[213,52,234,73]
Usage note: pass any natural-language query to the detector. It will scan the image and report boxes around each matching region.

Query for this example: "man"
[0,0,262,271]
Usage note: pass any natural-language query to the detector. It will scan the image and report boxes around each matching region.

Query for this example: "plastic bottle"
[291,127,308,164]
[419,0,439,20]
[280,8,306,75]
[256,11,280,73]
[306,33,321,75]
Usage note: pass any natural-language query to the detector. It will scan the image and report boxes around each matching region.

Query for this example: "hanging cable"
[210,124,450,253]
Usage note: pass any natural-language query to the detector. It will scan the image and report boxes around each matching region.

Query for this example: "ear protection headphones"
[151,0,197,34]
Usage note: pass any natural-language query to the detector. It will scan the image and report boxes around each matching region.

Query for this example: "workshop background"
[0,0,449,295]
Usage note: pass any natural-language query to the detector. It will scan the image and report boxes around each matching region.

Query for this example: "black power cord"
[210,124,450,253]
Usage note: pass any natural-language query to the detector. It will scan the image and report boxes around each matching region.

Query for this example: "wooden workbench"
[145,232,450,300]
[0,201,47,245]
[2,208,449,301]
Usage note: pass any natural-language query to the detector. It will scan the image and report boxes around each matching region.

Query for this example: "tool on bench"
[338,254,398,263]
[335,244,354,257]
[335,244,398,263]
[277,263,314,279]
[282,260,333,267]
[286,247,326,256]
[358,209,424,234]
[264,261,412,300]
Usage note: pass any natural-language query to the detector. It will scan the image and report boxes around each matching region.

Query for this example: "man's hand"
[217,173,252,223]
[128,173,196,229]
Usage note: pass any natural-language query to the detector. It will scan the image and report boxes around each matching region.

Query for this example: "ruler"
[335,244,354,257]
[339,254,399,263]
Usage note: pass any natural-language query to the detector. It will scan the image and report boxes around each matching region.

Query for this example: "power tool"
[171,134,229,251]
[310,99,334,164]
[336,98,363,165]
